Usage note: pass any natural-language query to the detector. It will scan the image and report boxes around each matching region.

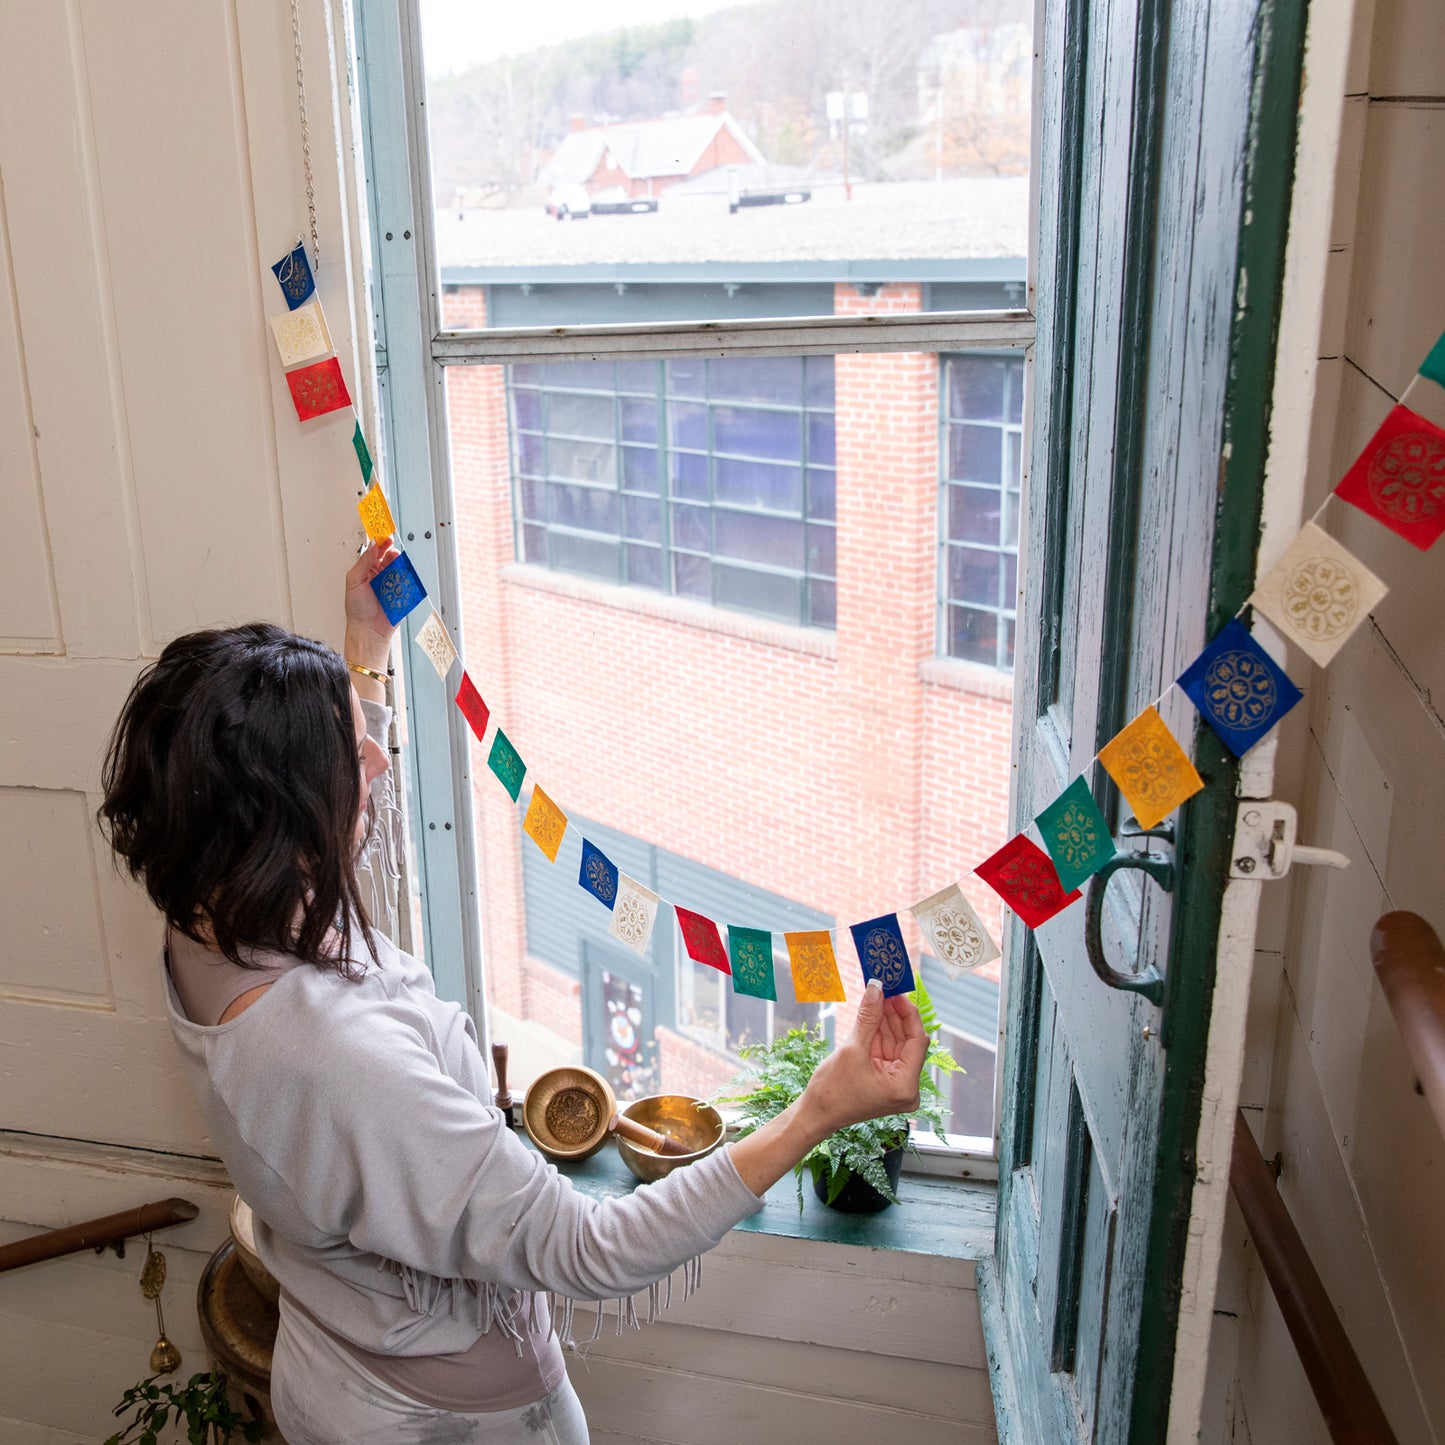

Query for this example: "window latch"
[1229,801,1350,880]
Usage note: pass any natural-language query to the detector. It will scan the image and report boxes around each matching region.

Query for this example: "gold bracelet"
[347,660,390,684]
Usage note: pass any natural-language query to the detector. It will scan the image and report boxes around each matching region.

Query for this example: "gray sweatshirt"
[162,920,763,1357]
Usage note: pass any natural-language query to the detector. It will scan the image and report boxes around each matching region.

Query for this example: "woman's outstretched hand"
[726,981,929,1200]
[344,539,401,689]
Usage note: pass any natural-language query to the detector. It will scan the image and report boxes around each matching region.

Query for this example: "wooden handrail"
[1230,1113,1397,1445]
[0,1197,198,1274]
[1370,911,1445,1142]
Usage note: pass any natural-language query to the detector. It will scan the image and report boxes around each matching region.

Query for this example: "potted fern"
[713,976,959,1212]
[104,1371,264,1445]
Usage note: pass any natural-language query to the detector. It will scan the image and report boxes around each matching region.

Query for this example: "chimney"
[569,113,587,132]
[707,92,727,115]
[679,66,700,105]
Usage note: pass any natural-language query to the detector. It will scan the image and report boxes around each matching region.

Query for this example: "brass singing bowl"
[523,1066,617,1161]
[615,1094,725,1184]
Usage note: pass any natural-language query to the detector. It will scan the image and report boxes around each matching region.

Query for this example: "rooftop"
[436,176,1030,275]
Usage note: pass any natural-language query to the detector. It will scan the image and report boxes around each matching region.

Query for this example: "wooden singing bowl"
[523,1066,617,1161]
[615,1095,725,1184]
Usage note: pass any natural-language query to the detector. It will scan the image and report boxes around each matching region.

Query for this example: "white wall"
[0,6,993,1442]
[1206,0,1445,1439]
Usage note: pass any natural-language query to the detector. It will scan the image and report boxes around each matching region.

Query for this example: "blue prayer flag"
[271,243,316,310]
[578,838,619,910]
[849,912,916,997]
[369,551,427,626]
[1178,618,1303,756]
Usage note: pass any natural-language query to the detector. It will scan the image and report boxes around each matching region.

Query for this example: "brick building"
[437,183,1025,1136]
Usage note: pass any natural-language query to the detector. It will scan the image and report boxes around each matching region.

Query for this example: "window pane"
[549,531,618,581]
[808,468,836,521]
[712,405,801,461]
[550,481,620,534]
[708,356,803,407]
[624,494,660,543]
[808,523,836,578]
[674,551,711,600]
[805,359,836,410]
[947,484,1003,546]
[672,503,710,553]
[665,358,706,400]
[1006,429,1022,483]
[807,415,835,467]
[620,397,658,445]
[668,402,708,451]
[512,388,542,431]
[548,437,616,485]
[521,523,546,564]
[511,363,542,385]
[548,391,614,439]
[670,449,709,500]
[621,444,659,491]
[948,604,1000,666]
[1004,489,1021,548]
[809,578,836,629]
[616,361,656,395]
[518,478,544,521]
[714,510,804,569]
[713,456,802,513]
[545,360,612,389]
[714,564,801,621]
[1006,364,1025,424]
[517,432,544,477]
[626,544,662,589]
[1002,550,1018,606]
[947,423,1003,487]
[948,357,1007,421]
[948,545,1003,607]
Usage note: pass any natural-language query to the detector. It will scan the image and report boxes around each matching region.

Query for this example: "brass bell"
[150,1333,182,1375]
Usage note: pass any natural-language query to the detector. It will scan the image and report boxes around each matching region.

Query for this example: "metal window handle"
[1083,849,1175,1005]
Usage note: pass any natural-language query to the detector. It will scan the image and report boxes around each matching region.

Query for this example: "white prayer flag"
[270,300,333,367]
[413,608,458,681]
[608,872,661,956]
[1248,520,1388,667]
[911,881,999,979]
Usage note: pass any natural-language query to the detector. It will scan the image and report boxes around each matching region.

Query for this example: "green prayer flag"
[1419,330,1445,390]
[1035,774,1113,894]
[727,926,776,1001]
[487,728,526,802]
[353,419,374,484]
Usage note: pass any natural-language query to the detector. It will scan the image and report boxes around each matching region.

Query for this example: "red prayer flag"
[1334,403,1445,550]
[454,672,490,742]
[285,356,352,421]
[675,905,730,974]
[975,834,1081,930]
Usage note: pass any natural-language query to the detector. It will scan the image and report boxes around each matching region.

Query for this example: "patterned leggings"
[269,1296,591,1444]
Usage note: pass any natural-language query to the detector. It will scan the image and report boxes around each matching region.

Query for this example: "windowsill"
[918,654,1016,703]
[501,563,838,660]
[549,1135,996,1263]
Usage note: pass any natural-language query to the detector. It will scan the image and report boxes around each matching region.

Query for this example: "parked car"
[590,187,659,216]
[545,184,591,220]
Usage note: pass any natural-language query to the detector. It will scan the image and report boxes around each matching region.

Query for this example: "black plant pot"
[812,1133,907,1213]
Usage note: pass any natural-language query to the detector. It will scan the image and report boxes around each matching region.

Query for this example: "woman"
[100,539,928,1444]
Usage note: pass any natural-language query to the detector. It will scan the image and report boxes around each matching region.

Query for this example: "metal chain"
[290,0,319,263]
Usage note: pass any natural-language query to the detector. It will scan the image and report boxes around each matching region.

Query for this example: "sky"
[418,0,742,74]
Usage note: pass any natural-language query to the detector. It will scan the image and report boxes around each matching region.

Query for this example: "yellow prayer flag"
[1097,706,1203,831]
[785,929,847,1003]
[358,481,396,541]
[522,785,568,863]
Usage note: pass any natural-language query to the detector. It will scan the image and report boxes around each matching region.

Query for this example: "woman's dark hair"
[100,622,374,976]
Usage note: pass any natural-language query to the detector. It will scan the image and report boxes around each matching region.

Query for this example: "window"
[510,356,837,628]
[677,942,830,1059]
[940,352,1025,669]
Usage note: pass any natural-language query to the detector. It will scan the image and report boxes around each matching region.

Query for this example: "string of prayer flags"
[455,672,490,742]
[728,926,777,1001]
[676,906,730,973]
[1177,619,1303,757]
[358,480,397,542]
[414,609,458,682]
[1034,777,1113,893]
[1333,403,1445,551]
[1097,706,1204,831]
[579,839,619,910]
[784,929,846,1002]
[353,420,375,484]
[849,913,916,997]
[976,836,1080,930]
[271,242,315,309]
[369,550,427,625]
[1247,520,1388,666]
[911,883,999,978]
[609,873,661,956]
[286,355,352,421]
[270,301,333,368]
[523,786,568,863]
[487,728,526,801]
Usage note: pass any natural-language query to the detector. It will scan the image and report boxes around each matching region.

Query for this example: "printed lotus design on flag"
[1202,649,1277,728]
[862,927,908,990]
[997,851,1065,914]
[613,892,653,948]
[926,904,989,970]
[585,855,616,903]
[523,787,567,862]
[1111,732,1181,809]
[1051,800,1102,871]
[789,937,837,996]
[1282,556,1357,640]
[1367,430,1445,522]
[358,481,395,542]
[285,356,351,420]
[731,935,772,992]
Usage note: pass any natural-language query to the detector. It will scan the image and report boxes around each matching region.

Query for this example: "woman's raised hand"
[344,538,401,677]
[802,982,927,1134]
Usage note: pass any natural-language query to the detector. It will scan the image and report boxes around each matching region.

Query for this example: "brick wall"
[442,281,1010,1088]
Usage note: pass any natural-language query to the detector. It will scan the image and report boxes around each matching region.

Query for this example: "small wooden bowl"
[523,1066,617,1161]
[615,1095,725,1184]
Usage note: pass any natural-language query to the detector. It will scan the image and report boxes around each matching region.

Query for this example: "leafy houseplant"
[104,1371,264,1445]
[713,976,960,1210]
